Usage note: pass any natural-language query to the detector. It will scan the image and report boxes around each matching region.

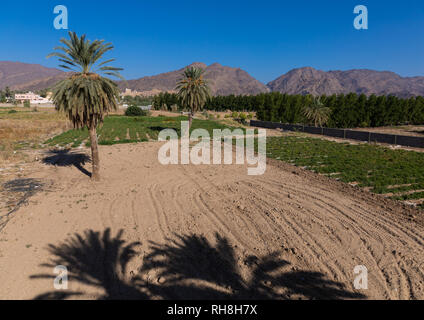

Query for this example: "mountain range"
[1,61,424,98]
[268,67,424,98]
[0,61,68,92]
[119,62,269,96]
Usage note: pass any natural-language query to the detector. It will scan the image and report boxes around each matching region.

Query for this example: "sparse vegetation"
[0,108,67,163]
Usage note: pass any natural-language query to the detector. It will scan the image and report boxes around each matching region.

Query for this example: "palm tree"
[176,67,210,129]
[302,97,332,127]
[47,32,123,181]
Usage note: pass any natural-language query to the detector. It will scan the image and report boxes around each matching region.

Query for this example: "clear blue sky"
[0,0,423,83]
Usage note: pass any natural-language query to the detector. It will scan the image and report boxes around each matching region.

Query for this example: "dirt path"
[0,142,423,300]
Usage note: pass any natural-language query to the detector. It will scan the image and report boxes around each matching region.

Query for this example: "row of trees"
[152,92,261,112]
[203,92,424,128]
[152,92,179,110]
[150,91,424,129]
[122,95,153,106]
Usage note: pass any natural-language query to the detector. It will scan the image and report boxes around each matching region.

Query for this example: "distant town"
[14,91,53,104]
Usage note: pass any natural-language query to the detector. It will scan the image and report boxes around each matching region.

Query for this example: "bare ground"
[0,142,423,300]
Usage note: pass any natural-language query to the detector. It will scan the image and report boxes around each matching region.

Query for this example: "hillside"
[119,62,270,96]
[0,61,66,91]
[267,67,424,97]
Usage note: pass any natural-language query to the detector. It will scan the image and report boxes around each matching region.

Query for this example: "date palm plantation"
[47,32,123,181]
[176,67,210,129]
[302,97,332,128]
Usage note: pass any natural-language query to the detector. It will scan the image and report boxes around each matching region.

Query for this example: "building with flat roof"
[14,92,52,104]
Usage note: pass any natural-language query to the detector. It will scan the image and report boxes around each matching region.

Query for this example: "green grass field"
[45,115,240,148]
[265,135,424,206]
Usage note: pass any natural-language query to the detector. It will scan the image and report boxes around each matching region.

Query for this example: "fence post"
[344,130,346,139]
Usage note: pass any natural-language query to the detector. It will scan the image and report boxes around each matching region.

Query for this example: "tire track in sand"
[241,179,403,299]
[241,176,424,299]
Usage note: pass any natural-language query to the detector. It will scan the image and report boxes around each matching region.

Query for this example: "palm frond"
[48,31,124,80]
[302,97,332,127]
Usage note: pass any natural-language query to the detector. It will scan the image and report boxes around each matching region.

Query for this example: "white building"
[14,92,52,104]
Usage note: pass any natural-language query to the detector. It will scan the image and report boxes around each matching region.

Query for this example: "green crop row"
[264,135,424,207]
[45,115,242,147]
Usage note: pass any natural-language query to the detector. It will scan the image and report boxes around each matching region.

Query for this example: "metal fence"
[250,120,424,149]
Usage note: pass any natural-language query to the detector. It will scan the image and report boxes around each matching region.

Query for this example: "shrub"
[23,100,30,108]
[231,112,238,118]
[8,110,17,114]
[125,106,147,117]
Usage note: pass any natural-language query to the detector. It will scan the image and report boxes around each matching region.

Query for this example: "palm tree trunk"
[89,126,100,181]
[188,111,193,130]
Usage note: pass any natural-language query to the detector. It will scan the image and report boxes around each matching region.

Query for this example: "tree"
[302,97,331,127]
[0,90,6,103]
[5,87,11,98]
[48,31,123,181]
[176,67,210,129]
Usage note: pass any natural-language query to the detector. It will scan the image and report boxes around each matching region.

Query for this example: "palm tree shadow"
[31,230,366,300]
[42,149,91,177]
[31,229,145,300]
[139,234,247,299]
[140,234,365,300]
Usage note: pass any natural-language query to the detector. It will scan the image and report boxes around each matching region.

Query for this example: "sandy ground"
[0,142,424,300]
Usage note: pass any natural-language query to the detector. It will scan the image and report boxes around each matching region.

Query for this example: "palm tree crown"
[47,31,123,129]
[176,67,210,127]
[302,97,332,127]
[48,31,123,77]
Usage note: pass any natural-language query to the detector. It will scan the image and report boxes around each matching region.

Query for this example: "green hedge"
[205,93,424,128]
